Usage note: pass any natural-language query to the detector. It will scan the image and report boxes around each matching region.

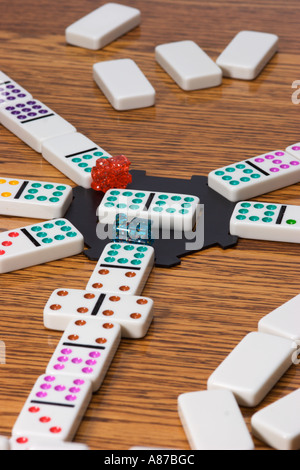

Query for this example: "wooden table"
[0,0,299,451]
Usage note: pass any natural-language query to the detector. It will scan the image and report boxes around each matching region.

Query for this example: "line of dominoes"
[10,317,122,448]
[0,69,158,450]
[0,71,113,189]
[3,235,155,448]
[0,70,201,230]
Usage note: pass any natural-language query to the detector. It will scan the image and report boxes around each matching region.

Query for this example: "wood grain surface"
[0,0,300,451]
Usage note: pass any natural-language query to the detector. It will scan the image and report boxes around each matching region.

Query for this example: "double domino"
[0,177,73,219]
[0,219,84,273]
[0,98,76,153]
[44,288,154,339]
[230,201,300,243]
[208,150,300,202]
[98,188,200,231]
[86,242,155,296]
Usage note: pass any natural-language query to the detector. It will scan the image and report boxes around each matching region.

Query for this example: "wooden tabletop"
[0,0,300,451]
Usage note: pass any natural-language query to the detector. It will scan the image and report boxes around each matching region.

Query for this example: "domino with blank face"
[98,188,200,231]
[93,59,156,111]
[216,30,279,80]
[0,177,73,219]
[251,389,300,450]
[86,242,155,296]
[12,374,92,442]
[258,293,300,342]
[0,98,76,152]
[41,132,112,188]
[230,201,300,243]
[46,318,121,392]
[207,332,294,407]
[208,150,300,202]
[0,219,84,273]
[178,390,254,450]
[65,2,141,50]
[155,40,222,91]
[44,288,154,338]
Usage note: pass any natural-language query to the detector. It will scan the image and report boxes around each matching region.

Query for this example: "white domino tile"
[41,132,112,189]
[86,242,155,296]
[178,390,254,450]
[208,150,300,202]
[207,332,295,407]
[0,71,32,110]
[0,436,10,450]
[251,389,300,450]
[12,374,92,442]
[9,435,89,450]
[44,288,154,339]
[216,30,279,80]
[0,218,84,273]
[230,201,300,243]
[98,188,200,231]
[286,142,300,161]
[155,40,222,91]
[129,447,178,450]
[258,294,300,342]
[0,177,73,219]
[46,318,121,392]
[0,98,76,153]
[93,59,156,111]
[66,2,141,50]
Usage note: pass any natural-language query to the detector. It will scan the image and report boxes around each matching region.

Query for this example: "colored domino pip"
[230,201,300,243]
[44,288,154,338]
[46,318,121,392]
[98,188,200,231]
[0,219,84,273]
[0,177,73,219]
[0,98,76,153]
[86,242,155,296]
[0,71,32,108]
[208,150,300,202]
[12,374,92,442]
[41,132,113,189]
